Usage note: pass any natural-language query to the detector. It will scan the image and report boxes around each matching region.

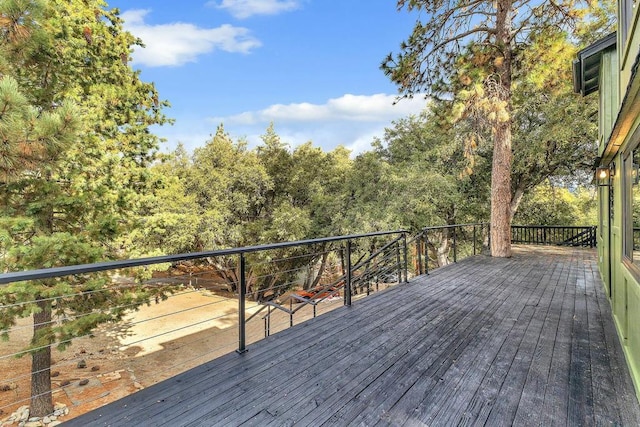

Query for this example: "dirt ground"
[0,287,345,423]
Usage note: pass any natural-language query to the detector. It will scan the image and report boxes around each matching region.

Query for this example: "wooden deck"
[67,246,640,426]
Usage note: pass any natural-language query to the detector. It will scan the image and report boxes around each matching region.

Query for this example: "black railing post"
[453,226,457,263]
[473,225,477,255]
[403,233,408,283]
[345,240,352,306]
[265,305,271,337]
[425,231,429,275]
[237,252,247,354]
[396,242,402,284]
[417,233,423,275]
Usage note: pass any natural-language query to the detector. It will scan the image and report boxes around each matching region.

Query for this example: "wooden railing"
[511,225,597,248]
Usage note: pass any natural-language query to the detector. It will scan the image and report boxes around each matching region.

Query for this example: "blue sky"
[107,0,427,154]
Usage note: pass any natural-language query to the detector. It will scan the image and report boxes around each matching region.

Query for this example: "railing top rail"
[511,225,596,229]
[421,222,488,232]
[0,229,407,286]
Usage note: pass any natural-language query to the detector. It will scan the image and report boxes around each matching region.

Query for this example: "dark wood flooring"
[66,246,640,426]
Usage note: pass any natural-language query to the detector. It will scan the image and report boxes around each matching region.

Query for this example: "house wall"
[619,0,640,95]
[599,51,619,155]
[598,9,640,396]
[599,146,640,397]
[597,50,618,298]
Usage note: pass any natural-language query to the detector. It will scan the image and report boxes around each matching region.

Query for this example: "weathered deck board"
[66,246,640,426]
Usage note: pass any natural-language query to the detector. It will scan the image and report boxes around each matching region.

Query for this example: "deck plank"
[541,257,575,426]
[312,264,512,427]
[375,257,537,427]
[225,264,493,426]
[65,246,640,427]
[512,256,565,426]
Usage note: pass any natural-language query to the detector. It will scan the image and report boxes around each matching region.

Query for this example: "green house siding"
[578,29,640,398]
[597,185,611,296]
[599,49,619,154]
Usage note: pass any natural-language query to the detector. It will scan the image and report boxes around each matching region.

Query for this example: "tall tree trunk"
[509,183,526,223]
[436,241,450,267]
[31,170,55,417]
[308,251,329,290]
[427,231,451,267]
[31,298,53,417]
[491,121,513,257]
[490,0,514,258]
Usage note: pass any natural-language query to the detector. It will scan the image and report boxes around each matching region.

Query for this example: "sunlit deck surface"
[68,246,640,426]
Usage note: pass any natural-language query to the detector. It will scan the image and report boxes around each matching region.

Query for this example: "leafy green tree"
[121,146,200,257]
[185,125,285,299]
[188,125,272,252]
[0,0,168,416]
[573,187,597,225]
[513,182,596,226]
[382,0,590,257]
[256,123,294,208]
[343,151,400,233]
[255,132,354,293]
[370,110,490,265]
[507,30,598,219]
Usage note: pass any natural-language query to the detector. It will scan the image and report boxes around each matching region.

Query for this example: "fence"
[410,223,489,275]
[511,225,597,248]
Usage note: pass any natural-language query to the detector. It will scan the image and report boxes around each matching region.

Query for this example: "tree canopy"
[0,0,168,416]
[382,0,596,257]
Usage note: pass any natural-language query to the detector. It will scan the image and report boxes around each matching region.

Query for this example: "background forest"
[0,0,609,268]
[121,0,614,259]
[129,105,598,260]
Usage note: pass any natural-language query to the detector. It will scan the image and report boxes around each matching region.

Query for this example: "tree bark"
[491,121,513,257]
[307,251,329,290]
[490,0,514,258]
[509,183,526,223]
[427,231,451,267]
[31,298,53,417]
[436,241,450,267]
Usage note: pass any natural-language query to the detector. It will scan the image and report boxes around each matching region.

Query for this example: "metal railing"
[0,230,410,419]
[250,233,408,339]
[410,223,489,275]
[0,224,490,420]
[511,225,597,248]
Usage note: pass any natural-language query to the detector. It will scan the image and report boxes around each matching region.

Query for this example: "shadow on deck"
[67,246,640,426]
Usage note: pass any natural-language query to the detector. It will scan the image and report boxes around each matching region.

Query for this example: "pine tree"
[0,0,168,416]
[382,0,590,257]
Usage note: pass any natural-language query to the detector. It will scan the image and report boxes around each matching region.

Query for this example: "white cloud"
[209,0,300,19]
[212,94,428,125]
[204,93,429,155]
[121,9,261,67]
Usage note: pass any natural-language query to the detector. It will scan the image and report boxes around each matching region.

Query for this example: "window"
[625,150,640,263]
[621,0,636,49]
